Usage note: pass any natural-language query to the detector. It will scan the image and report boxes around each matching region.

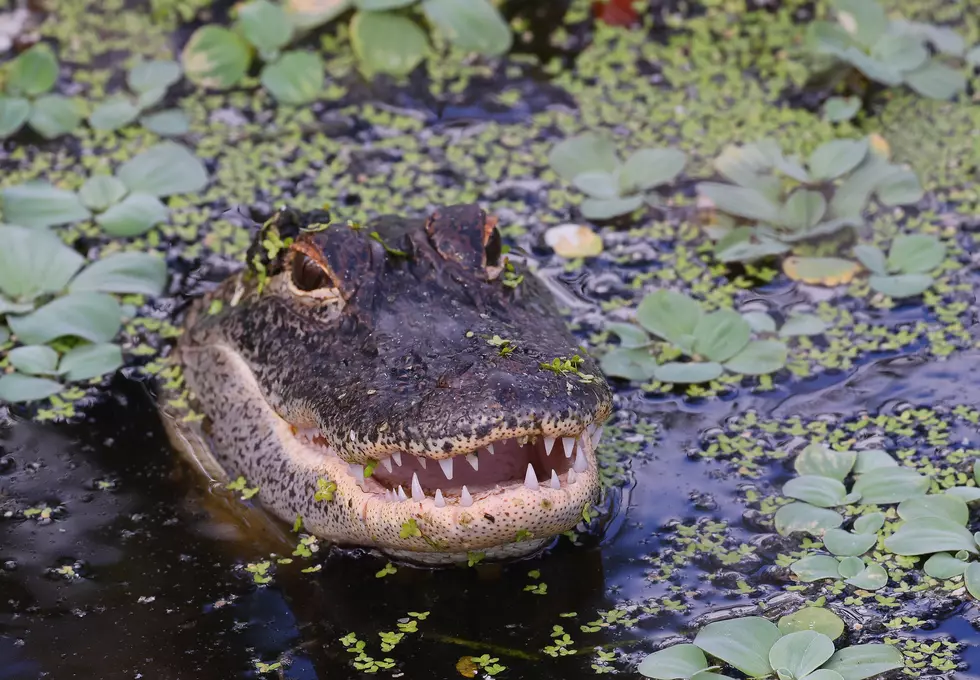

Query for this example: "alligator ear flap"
[425,204,501,271]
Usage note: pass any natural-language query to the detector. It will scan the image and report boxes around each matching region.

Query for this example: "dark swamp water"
[4,0,980,678]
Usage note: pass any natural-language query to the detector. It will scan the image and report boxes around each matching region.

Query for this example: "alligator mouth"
[294,426,604,508]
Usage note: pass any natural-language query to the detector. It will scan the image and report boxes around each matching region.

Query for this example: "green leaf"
[421,0,512,56]
[28,94,83,139]
[0,182,91,228]
[8,345,61,376]
[964,562,980,600]
[852,466,928,504]
[181,25,252,89]
[852,244,886,276]
[0,297,33,315]
[357,0,416,7]
[0,326,7,343]
[573,171,620,199]
[884,516,978,555]
[96,192,170,237]
[822,644,903,680]
[875,168,923,206]
[807,138,868,182]
[238,0,294,55]
[777,608,845,640]
[619,148,687,194]
[832,0,887,47]
[778,216,860,244]
[350,10,429,77]
[0,225,84,301]
[714,227,790,263]
[852,450,898,474]
[852,512,884,534]
[637,644,709,680]
[654,361,724,384]
[868,274,934,298]
[724,339,787,375]
[823,528,876,556]
[693,617,780,678]
[823,96,860,122]
[792,555,843,582]
[127,59,182,94]
[549,133,621,183]
[59,343,123,382]
[806,21,855,57]
[7,43,59,97]
[769,631,835,680]
[893,20,965,57]
[599,347,658,381]
[696,182,780,222]
[775,502,843,536]
[606,323,650,349]
[79,176,128,211]
[117,142,208,197]
[580,195,643,220]
[742,311,776,334]
[88,96,141,131]
[904,60,966,100]
[779,314,827,338]
[835,556,864,578]
[783,475,848,508]
[829,151,890,218]
[870,34,928,72]
[636,290,702,348]
[897,494,969,525]
[886,234,945,274]
[69,252,167,297]
[844,563,887,590]
[0,96,30,137]
[967,45,980,67]
[7,292,122,344]
[284,0,353,28]
[261,50,324,105]
[692,309,751,362]
[794,444,855,480]
[0,373,63,403]
[136,87,168,110]
[140,109,190,136]
[944,486,980,503]
[778,190,826,231]
[922,552,969,579]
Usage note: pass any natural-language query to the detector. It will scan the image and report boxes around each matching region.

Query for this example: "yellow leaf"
[868,133,890,159]
[543,224,603,258]
[783,256,861,286]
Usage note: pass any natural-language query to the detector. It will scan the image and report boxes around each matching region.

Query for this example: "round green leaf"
[88,96,141,131]
[853,449,898,474]
[945,486,980,503]
[0,225,84,301]
[769,631,835,680]
[842,48,903,85]
[833,0,887,47]
[822,644,903,680]
[116,142,208,197]
[823,96,860,123]
[356,0,416,7]
[742,311,776,334]
[792,554,847,580]
[1,181,91,228]
[964,562,980,600]
[778,189,826,231]
[237,0,294,56]
[693,309,751,362]
[599,347,658,382]
[606,323,650,349]
[845,563,887,590]
[140,109,190,136]
[852,512,885,534]
[636,290,703,347]
[870,34,928,72]
[715,227,790,263]
[897,494,969,525]
[96,192,170,237]
[904,60,966,100]
[59,342,124,382]
[794,444,856,480]
[136,87,168,110]
[886,234,945,274]
[549,132,621,183]
[619,148,687,194]
[779,313,827,338]
[783,475,848,508]
[79,175,128,211]
[852,466,928,504]
[893,20,965,56]
[127,59,182,94]
[7,43,59,97]
[654,361,724,384]
[580,195,643,220]
[852,244,886,276]
[7,292,122,345]
[0,96,30,137]
[181,25,252,89]
[284,0,353,28]
[637,644,709,680]
[875,169,923,207]
[0,373,63,403]
[692,617,780,678]
[573,171,620,199]
[806,20,854,57]
[807,138,869,182]
[713,139,780,182]
[922,552,969,579]
[836,556,864,578]
[28,94,83,139]
[823,528,876,556]
[421,0,512,56]
[828,151,890,218]
[724,339,787,375]
[868,274,934,298]
[775,502,843,536]
[777,608,845,640]
[261,51,324,105]
[696,182,780,222]
[69,252,167,297]
[8,345,60,376]
[351,10,429,77]
[884,517,978,556]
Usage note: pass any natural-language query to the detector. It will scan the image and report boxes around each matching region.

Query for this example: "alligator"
[168,204,613,565]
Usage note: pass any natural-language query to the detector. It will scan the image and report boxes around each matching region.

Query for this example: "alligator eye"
[484,226,502,267]
[291,252,333,291]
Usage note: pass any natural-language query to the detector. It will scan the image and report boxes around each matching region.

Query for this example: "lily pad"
[852,512,885,534]
[654,361,724,384]
[140,109,191,136]
[89,96,142,131]
[127,59,182,94]
[794,444,856,480]
[116,142,209,197]
[692,617,780,678]
[599,347,658,382]
[69,252,167,297]
[821,644,904,680]
[693,309,751,362]
[844,563,887,590]
[778,313,827,337]
[261,51,324,105]
[723,339,787,375]
[852,450,898,474]
[904,60,966,100]
[778,189,826,231]
[549,132,621,183]
[823,96,860,122]
[7,292,122,345]
[350,11,428,77]
[573,171,620,199]
[79,175,128,211]
[605,323,650,349]
[636,290,702,348]
[0,181,91,229]
[96,193,170,237]
[0,373,63,403]
[783,475,848,508]
[181,25,251,89]
[696,182,779,222]
[852,466,928,504]
[884,516,978,556]
[807,138,868,182]
[823,528,876,557]
[897,494,969,525]
[6,43,58,97]
[869,274,935,298]
[619,148,687,194]
[768,631,834,680]
[59,343,124,382]
[0,225,84,301]
[27,94,83,139]
[238,0,294,57]
[922,552,969,579]
[580,195,644,220]
[875,168,923,206]
[421,0,512,56]
[0,96,30,137]
[637,644,709,680]
[777,608,845,640]
[852,244,886,276]
[8,345,61,376]
[886,234,945,274]
[774,502,843,536]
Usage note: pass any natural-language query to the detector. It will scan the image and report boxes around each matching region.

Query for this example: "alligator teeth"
[466,453,479,471]
[567,468,577,485]
[578,433,589,453]
[486,443,495,455]
[397,485,407,502]
[439,457,454,480]
[591,426,603,449]
[411,473,424,502]
[524,463,539,491]
[550,469,560,490]
[434,489,446,508]
[586,423,596,436]
[348,463,365,485]
[543,436,556,456]
[417,457,427,470]
[562,437,575,458]
[380,457,393,473]
[573,448,588,473]
[460,485,473,507]
[392,452,402,466]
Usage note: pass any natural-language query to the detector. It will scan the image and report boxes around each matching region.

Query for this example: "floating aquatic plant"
[0,42,83,139]
[548,132,687,220]
[89,59,188,135]
[805,0,980,101]
[853,234,947,299]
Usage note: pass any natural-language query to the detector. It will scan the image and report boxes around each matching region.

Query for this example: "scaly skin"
[171,205,613,565]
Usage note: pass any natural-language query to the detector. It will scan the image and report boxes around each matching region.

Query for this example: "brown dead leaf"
[456,657,478,678]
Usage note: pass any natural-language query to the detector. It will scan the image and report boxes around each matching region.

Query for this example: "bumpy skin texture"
[175,205,613,563]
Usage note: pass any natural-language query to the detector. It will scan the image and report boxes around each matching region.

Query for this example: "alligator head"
[174,205,613,565]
